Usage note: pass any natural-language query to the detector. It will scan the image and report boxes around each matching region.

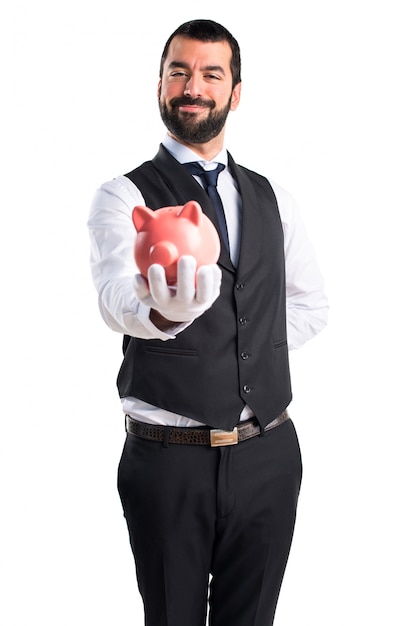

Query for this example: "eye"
[170,71,188,78]
[203,72,224,83]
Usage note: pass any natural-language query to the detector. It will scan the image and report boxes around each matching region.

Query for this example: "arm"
[272,182,329,350]
[88,176,221,338]
[87,175,180,340]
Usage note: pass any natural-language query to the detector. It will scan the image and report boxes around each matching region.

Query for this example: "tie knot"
[184,162,225,190]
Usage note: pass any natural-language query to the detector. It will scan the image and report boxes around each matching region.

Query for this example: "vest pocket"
[273,338,287,349]
[145,345,198,357]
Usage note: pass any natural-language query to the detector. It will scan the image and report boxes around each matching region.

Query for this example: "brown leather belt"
[125,410,290,447]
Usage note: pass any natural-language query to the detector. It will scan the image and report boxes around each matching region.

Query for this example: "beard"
[158,95,232,144]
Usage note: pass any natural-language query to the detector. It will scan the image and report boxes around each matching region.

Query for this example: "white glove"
[133,255,222,323]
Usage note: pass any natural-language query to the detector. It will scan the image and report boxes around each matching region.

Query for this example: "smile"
[178,104,209,113]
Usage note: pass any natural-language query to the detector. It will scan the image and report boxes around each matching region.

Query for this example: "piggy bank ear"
[132,205,156,231]
[177,201,202,226]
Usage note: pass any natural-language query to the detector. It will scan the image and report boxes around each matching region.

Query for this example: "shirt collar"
[162,134,228,170]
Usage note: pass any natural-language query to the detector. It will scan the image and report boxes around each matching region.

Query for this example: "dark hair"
[159,19,241,88]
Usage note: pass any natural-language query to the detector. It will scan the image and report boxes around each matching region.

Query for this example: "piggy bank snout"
[149,241,179,267]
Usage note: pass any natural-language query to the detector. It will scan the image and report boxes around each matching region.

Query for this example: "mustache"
[169,96,216,109]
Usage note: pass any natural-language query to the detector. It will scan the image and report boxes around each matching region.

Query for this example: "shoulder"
[93,175,145,208]
[88,175,146,228]
[232,159,298,221]
[267,179,298,220]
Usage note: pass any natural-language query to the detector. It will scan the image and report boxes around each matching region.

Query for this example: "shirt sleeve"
[87,175,185,341]
[270,181,329,350]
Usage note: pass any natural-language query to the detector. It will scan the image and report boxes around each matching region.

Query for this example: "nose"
[184,74,202,98]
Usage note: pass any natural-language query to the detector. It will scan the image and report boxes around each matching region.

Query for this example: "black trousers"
[117,418,302,626]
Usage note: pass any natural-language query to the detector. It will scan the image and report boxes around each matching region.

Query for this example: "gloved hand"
[133,255,222,323]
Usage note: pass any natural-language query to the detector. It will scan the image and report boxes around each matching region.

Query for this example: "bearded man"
[88,19,328,626]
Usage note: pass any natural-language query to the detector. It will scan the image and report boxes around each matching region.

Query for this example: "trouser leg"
[209,419,303,626]
[117,434,218,626]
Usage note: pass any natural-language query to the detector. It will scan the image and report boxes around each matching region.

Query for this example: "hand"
[133,255,222,323]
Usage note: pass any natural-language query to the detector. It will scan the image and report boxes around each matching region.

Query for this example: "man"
[88,19,328,626]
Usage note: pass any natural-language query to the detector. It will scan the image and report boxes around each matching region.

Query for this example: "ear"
[132,205,155,231]
[157,79,162,99]
[177,201,202,226]
[230,82,242,111]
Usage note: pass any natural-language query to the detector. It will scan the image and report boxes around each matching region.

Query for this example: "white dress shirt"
[88,135,329,426]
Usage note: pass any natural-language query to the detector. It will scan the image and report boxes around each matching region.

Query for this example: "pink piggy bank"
[132,200,221,285]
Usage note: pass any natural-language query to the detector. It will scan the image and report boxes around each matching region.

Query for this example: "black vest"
[117,145,292,430]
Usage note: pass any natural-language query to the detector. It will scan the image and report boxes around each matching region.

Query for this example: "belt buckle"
[210,427,238,447]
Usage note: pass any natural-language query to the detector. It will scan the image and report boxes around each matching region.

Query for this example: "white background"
[2,1,397,624]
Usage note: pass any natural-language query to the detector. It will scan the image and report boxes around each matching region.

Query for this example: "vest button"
[241,352,250,360]
[239,316,247,325]
[243,384,252,393]
[236,282,245,291]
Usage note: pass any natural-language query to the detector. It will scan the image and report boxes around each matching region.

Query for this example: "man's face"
[158,36,241,145]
